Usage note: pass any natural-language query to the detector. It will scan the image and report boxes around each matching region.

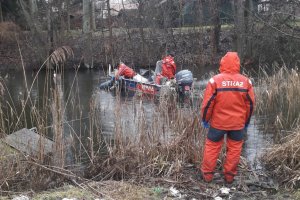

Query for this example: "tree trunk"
[195,0,204,25]
[138,1,146,63]
[83,0,93,68]
[106,0,114,66]
[233,0,245,61]
[66,0,71,31]
[58,0,65,39]
[179,0,183,26]
[0,2,3,22]
[83,0,90,33]
[91,0,96,31]
[121,0,133,54]
[210,0,221,64]
[19,0,38,32]
[244,0,254,60]
[47,2,53,69]
[30,0,38,19]
[19,0,47,63]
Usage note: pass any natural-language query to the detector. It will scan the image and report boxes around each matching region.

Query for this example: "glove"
[201,121,210,129]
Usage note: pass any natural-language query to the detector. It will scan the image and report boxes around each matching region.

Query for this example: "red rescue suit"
[161,55,176,79]
[200,52,255,183]
[116,63,136,79]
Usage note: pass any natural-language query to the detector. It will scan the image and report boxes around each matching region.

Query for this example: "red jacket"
[161,56,176,79]
[201,52,255,130]
[117,63,135,79]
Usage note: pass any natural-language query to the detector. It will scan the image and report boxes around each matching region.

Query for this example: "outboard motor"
[175,70,193,102]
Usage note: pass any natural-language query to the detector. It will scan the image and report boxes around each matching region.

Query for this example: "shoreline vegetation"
[0,49,299,199]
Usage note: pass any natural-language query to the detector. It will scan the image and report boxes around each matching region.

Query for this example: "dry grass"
[0,142,60,195]
[261,128,300,188]
[255,67,300,136]
[0,46,80,194]
[0,22,20,42]
[49,46,74,67]
[85,94,205,183]
[0,78,206,194]
[85,181,158,200]
[255,66,300,188]
[6,181,163,200]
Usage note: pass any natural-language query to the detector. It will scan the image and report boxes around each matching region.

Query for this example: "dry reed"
[0,46,80,194]
[85,92,206,182]
[255,67,300,135]
[261,128,300,188]
[256,66,300,188]
[0,22,20,42]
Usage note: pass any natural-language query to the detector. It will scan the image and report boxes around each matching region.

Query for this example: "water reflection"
[243,117,273,169]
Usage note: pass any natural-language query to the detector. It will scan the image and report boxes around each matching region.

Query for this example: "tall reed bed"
[255,67,300,136]
[0,47,83,194]
[86,92,206,182]
[261,128,300,188]
[255,66,300,188]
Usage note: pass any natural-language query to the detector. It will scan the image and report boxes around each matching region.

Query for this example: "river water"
[1,69,271,168]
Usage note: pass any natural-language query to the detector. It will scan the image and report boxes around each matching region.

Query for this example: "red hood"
[219,52,240,73]
[163,55,174,63]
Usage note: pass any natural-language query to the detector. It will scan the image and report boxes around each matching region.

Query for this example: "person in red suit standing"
[200,52,255,184]
[161,53,177,80]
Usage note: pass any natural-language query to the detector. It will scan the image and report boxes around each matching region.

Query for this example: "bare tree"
[232,0,245,60]
[0,1,3,22]
[195,0,204,25]
[66,0,71,31]
[136,0,147,62]
[29,0,38,19]
[19,0,39,32]
[83,0,93,68]
[19,0,49,64]
[106,0,114,66]
[91,0,96,30]
[210,0,221,64]
[244,0,254,60]
[83,0,91,33]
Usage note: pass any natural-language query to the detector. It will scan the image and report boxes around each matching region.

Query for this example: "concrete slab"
[2,128,54,157]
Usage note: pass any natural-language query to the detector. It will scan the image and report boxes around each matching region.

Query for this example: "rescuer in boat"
[156,52,177,85]
[200,52,255,184]
[115,62,148,83]
[115,62,136,79]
